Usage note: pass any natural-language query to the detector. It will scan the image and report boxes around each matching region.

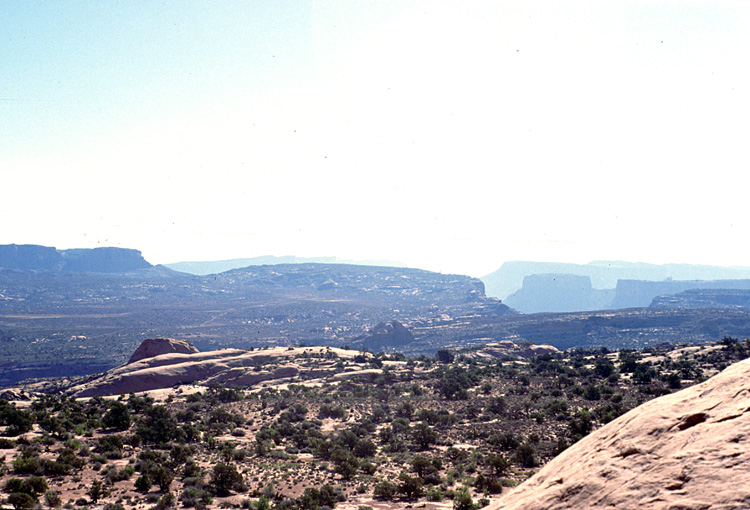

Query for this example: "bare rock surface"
[127,338,200,364]
[488,357,750,510]
[70,345,361,397]
[469,341,560,359]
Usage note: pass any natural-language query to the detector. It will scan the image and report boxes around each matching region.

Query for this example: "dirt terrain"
[2,337,749,510]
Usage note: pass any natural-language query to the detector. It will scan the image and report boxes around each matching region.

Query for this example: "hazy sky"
[2,1,749,276]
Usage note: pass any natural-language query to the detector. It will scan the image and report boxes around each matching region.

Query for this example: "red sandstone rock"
[127,338,199,364]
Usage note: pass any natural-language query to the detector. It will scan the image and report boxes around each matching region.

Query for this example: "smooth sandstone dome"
[127,338,199,364]
[489,357,750,510]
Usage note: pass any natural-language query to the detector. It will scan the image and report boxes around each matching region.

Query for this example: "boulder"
[127,338,199,364]
[361,320,414,351]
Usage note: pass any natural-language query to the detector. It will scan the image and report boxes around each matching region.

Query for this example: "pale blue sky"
[2,1,749,276]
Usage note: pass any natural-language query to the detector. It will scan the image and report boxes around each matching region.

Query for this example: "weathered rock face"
[469,341,560,360]
[69,345,360,397]
[488,357,750,510]
[127,338,199,364]
[359,320,414,351]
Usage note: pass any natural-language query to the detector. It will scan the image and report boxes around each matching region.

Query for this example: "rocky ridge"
[67,341,365,398]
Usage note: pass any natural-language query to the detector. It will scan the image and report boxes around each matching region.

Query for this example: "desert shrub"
[13,456,43,475]
[0,401,34,436]
[474,474,502,494]
[135,474,153,493]
[372,481,397,500]
[411,422,438,450]
[397,473,424,499]
[436,350,455,364]
[102,402,131,431]
[298,484,338,510]
[0,438,16,449]
[453,487,475,510]
[513,444,538,468]
[152,465,175,492]
[8,492,37,509]
[209,463,245,496]
[488,431,520,451]
[568,409,593,439]
[136,405,181,445]
[583,384,601,401]
[87,480,106,503]
[352,439,377,458]
[426,488,444,502]
[44,489,62,508]
[155,491,176,509]
[485,454,511,475]
[318,405,347,420]
[180,486,213,508]
[97,434,125,454]
[331,449,359,480]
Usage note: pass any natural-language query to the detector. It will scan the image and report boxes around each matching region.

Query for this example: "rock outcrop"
[359,320,414,351]
[69,345,362,397]
[128,338,200,364]
[488,357,750,510]
[468,341,560,360]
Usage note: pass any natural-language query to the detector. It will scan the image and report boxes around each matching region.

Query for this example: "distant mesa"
[650,288,750,310]
[60,247,151,273]
[498,269,750,314]
[0,244,63,271]
[504,274,614,313]
[127,338,200,364]
[483,260,750,302]
[488,357,750,510]
[0,244,152,273]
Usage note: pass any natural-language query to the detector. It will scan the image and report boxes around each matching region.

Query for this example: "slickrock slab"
[489,358,750,510]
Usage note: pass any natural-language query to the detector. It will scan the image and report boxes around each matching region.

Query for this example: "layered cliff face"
[651,288,750,310]
[0,244,65,271]
[60,247,152,273]
[488,357,750,510]
[0,244,152,273]
[504,274,614,313]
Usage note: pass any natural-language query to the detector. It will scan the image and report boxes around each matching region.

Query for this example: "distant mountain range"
[7,244,750,385]
[0,244,511,385]
[164,256,405,275]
